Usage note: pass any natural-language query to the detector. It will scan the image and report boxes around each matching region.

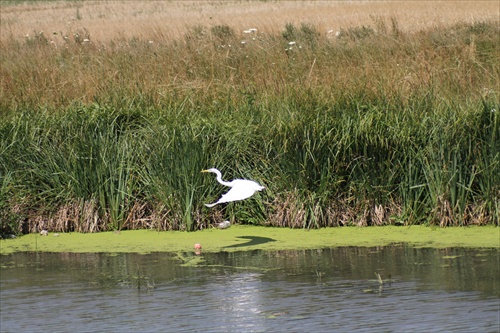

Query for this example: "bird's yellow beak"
[201,169,209,173]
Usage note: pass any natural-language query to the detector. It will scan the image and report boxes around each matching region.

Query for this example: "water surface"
[1,246,498,332]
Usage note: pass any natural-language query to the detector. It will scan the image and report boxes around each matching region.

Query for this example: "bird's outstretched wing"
[204,180,263,207]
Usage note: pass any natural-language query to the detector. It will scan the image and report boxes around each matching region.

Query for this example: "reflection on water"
[1,246,498,332]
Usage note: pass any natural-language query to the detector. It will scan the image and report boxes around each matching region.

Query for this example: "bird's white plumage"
[202,168,264,207]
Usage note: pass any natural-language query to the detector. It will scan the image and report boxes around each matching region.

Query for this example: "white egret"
[201,168,265,208]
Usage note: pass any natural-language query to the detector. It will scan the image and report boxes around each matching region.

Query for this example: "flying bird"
[202,168,265,208]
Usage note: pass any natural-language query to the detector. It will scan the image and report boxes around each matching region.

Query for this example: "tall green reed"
[0,106,143,231]
[139,112,212,231]
[476,100,499,224]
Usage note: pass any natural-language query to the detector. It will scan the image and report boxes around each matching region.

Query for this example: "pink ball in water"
[194,243,202,250]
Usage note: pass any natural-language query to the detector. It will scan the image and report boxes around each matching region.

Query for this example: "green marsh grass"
[0,20,498,233]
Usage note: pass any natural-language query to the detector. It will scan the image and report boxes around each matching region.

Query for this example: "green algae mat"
[1,226,499,255]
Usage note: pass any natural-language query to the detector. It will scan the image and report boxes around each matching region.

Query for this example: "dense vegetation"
[1,19,498,233]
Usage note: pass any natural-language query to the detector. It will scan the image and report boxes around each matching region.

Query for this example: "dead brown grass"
[1,0,499,43]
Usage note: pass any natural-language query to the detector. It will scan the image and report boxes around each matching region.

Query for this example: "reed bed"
[0,12,499,233]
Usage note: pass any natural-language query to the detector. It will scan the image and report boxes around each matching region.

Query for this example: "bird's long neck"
[214,169,232,187]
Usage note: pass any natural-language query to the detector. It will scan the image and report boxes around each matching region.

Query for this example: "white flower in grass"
[482,87,494,95]
[243,28,258,34]
[288,41,296,45]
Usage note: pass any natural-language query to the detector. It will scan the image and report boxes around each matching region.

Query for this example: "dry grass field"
[1,0,499,42]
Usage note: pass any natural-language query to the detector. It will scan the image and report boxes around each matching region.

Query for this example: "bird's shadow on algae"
[222,236,276,249]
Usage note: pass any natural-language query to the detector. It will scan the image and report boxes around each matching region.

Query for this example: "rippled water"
[1,246,498,333]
